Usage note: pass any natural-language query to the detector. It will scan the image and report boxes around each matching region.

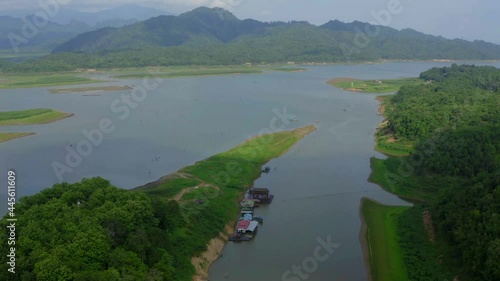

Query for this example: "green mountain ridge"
[52,6,500,61]
[4,7,500,71]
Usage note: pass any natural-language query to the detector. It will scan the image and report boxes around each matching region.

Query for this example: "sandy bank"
[192,224,234,281]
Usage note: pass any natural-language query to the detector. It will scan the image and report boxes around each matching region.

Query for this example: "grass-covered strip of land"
[362,199,456,281]
[368,154,468,203]
[0,108,73,126]
[0,73,98,89]
[328,77,422,93]
[0,132,35,143]
[268,67,306,72]
[50,85,132,94]
[113,65,263,78]
[361,198,409,281]
[363,65,500,281]
[0,125,316,281]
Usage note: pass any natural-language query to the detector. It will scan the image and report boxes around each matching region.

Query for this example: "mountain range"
[4,7,500,71]
[52,7,500,60]
[0,4,169,26]
[0,5,171,55]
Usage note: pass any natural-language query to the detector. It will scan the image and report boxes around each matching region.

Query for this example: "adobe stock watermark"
[341,0,412,61]
[282,235,340,281]
[8,0,69,53]
[51,72,162,182]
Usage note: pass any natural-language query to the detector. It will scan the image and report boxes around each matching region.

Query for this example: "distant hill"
[5,7,500,71]
[0,4,169,26]
[53,7,500,61]
[0,15,93,53]
[0,5,171,56]
[53,7,281,53]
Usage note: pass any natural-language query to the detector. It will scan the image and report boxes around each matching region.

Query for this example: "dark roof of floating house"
[249,188,270,194]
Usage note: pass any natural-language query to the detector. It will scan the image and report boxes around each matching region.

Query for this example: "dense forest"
[3,7,500,72]
[381,64,500,280]
[0,178,179,280]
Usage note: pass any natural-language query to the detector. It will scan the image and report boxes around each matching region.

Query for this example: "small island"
[113,65,307,79]
[50,85,133,94]
[0,108,73,126]
[328,77,422,93]
[0,74,98,89]
[0,108,73,143]
[0,132,35,143]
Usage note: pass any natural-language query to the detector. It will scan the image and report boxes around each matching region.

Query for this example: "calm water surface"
[1,62,499,281]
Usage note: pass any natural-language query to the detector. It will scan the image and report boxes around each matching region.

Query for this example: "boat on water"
[262,166,271,173]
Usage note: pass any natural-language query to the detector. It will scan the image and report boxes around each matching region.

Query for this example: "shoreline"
[194,125,317,281]
[192,223,235,281]
[134,125,317,281]
[0,132,36,143]
[0,111,74,126]
[359,198,374,281]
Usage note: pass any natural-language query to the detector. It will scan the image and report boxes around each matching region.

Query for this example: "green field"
[268,67,306,72]
[361,198,410,281]
[0,74,98,89]
[329,77,422,93]
[114,65,263,78]
[0,108,73,126]
[369,157,449,203]
[0,132,35,143]
[50,85,132,94]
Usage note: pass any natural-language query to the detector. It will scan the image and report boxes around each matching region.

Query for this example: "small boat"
[262,166,271,173]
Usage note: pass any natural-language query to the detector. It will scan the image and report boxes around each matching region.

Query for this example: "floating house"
[229,220,259,241]
[247,188,274,204]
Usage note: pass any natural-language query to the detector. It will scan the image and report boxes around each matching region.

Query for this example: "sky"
[1,0,499,44]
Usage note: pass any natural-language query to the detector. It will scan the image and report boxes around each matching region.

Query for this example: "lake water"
[1,61,499,281]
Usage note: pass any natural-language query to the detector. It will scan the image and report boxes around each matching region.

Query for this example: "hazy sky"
[2,0,499,44]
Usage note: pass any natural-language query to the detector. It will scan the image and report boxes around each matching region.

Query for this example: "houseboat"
[247,187,274,204]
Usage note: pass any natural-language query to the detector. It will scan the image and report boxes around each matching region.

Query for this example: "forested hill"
[4,7,500,71]
[381,64,500,280]
[52,7,500,61]
[41,7,500,63]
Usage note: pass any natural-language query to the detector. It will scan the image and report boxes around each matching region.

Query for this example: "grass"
[328,77,422,93]
[369,157,445,203]
[268,67,306,72]
[361,198,409,281]
[135,124,317,281]
[113,65,310,78]
[138,178,201,198]
[0,132,35,143]
[114,65,263,78]
[50,85,132,94]
[0,74,98,89]
[0,108,73,126]
[375,130,414,156]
